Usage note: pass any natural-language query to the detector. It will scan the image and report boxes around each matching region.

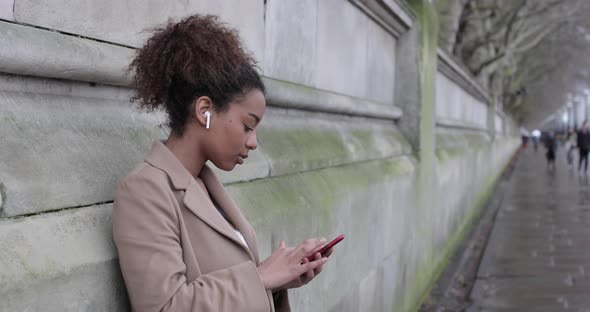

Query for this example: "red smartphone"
[306,234,344,262]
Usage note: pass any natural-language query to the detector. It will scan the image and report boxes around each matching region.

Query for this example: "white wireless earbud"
[204,111,211,129]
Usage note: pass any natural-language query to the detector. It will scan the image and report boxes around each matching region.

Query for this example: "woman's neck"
[164,131,207,179]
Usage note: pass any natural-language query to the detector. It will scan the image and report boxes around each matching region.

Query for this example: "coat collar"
[144,140,260,264]
[145,140,193,190]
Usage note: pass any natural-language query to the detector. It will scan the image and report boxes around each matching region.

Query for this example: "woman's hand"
[257,238,331,291]
[278,246,334,290]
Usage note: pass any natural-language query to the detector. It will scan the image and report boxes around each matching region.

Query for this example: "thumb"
[280,241,286,248]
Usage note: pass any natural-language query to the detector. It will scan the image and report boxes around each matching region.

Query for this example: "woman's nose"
[246,131,257,150]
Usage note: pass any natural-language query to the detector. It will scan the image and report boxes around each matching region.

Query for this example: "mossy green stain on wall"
[349,129,377,152]
[3,111,27,134]
[0,250,61,292]
[407,0,439,161]
[403,3,440,310]
[228,156,416,228]
[434,131,494,163]
[226,155,417,311]
[407,0,439,204]
[256,126,413,177]
[435,131,490,150]
[257,128,351,175]
[396,3,510,311]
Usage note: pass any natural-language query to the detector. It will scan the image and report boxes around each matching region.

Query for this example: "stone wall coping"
[348,0,414,38]
[0,20,401,121]
[437,48,492,105]
[265,78,402,120]
[436,120,489,133]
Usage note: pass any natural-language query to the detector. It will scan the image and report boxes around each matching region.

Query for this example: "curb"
[419,147,522,311]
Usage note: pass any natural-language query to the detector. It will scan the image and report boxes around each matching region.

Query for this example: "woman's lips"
[237,154,248,164]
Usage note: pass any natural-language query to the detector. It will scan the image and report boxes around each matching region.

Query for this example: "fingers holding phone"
[308,249,329,275]
[257,238,328,291]
[293,238,326,260]
[304,234,343,277]
[306,234,344,262]
[299,256,317,284]
[257,235,344,291]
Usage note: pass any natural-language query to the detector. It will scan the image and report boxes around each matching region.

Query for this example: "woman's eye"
[244,125,253,132]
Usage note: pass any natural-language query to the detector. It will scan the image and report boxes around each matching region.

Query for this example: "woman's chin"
[214,161,236,172]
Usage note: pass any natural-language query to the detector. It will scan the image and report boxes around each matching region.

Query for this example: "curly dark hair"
[129,14,265,134]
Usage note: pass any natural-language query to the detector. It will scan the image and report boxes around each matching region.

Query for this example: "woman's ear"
[194,96,213,128]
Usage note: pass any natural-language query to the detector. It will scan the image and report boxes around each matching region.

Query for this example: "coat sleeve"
[272,289,290,312]
[112,174,271,312]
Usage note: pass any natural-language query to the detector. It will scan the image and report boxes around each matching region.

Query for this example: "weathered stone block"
[263,0,317,86]
[12,0,265,58]
[315,0,368,99]
[0,87,166,217]
[366,20,397,104]
[0,204,129,311]
[0,0,13,20]
[436,71,488,129]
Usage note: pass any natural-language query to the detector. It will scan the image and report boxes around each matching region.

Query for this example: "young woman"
[112,15,331,312]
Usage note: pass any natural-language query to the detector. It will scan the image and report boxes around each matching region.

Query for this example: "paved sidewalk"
[468,146,590,311]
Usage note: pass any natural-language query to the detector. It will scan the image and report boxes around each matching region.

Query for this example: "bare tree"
[434,0,589,125]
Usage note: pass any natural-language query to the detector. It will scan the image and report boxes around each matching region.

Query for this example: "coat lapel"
[144,141,259,263]
[200,165,260,264]
[182,178,256,262]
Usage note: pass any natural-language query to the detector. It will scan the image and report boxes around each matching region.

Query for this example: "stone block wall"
[0,0,519,311]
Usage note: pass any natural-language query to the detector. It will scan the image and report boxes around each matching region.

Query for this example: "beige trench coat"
[113,141,289,311]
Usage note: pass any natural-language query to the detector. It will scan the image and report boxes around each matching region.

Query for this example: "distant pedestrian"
[522,135,529,148]
[565,129,576,169]
[567,145,575,167]
[545,132,557,170]
[577,121,590,173]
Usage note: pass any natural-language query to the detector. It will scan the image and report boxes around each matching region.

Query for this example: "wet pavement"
[468,146,590,311]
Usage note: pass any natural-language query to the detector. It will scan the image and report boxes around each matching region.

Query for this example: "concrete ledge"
[0,74,409,217]
[435,128,491,159]
[0,21,134,86]
[0,72,133,100]
[436,120,489,133]
[0,204,129,311]
[0,21,402,120]
[264,78,402,120]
